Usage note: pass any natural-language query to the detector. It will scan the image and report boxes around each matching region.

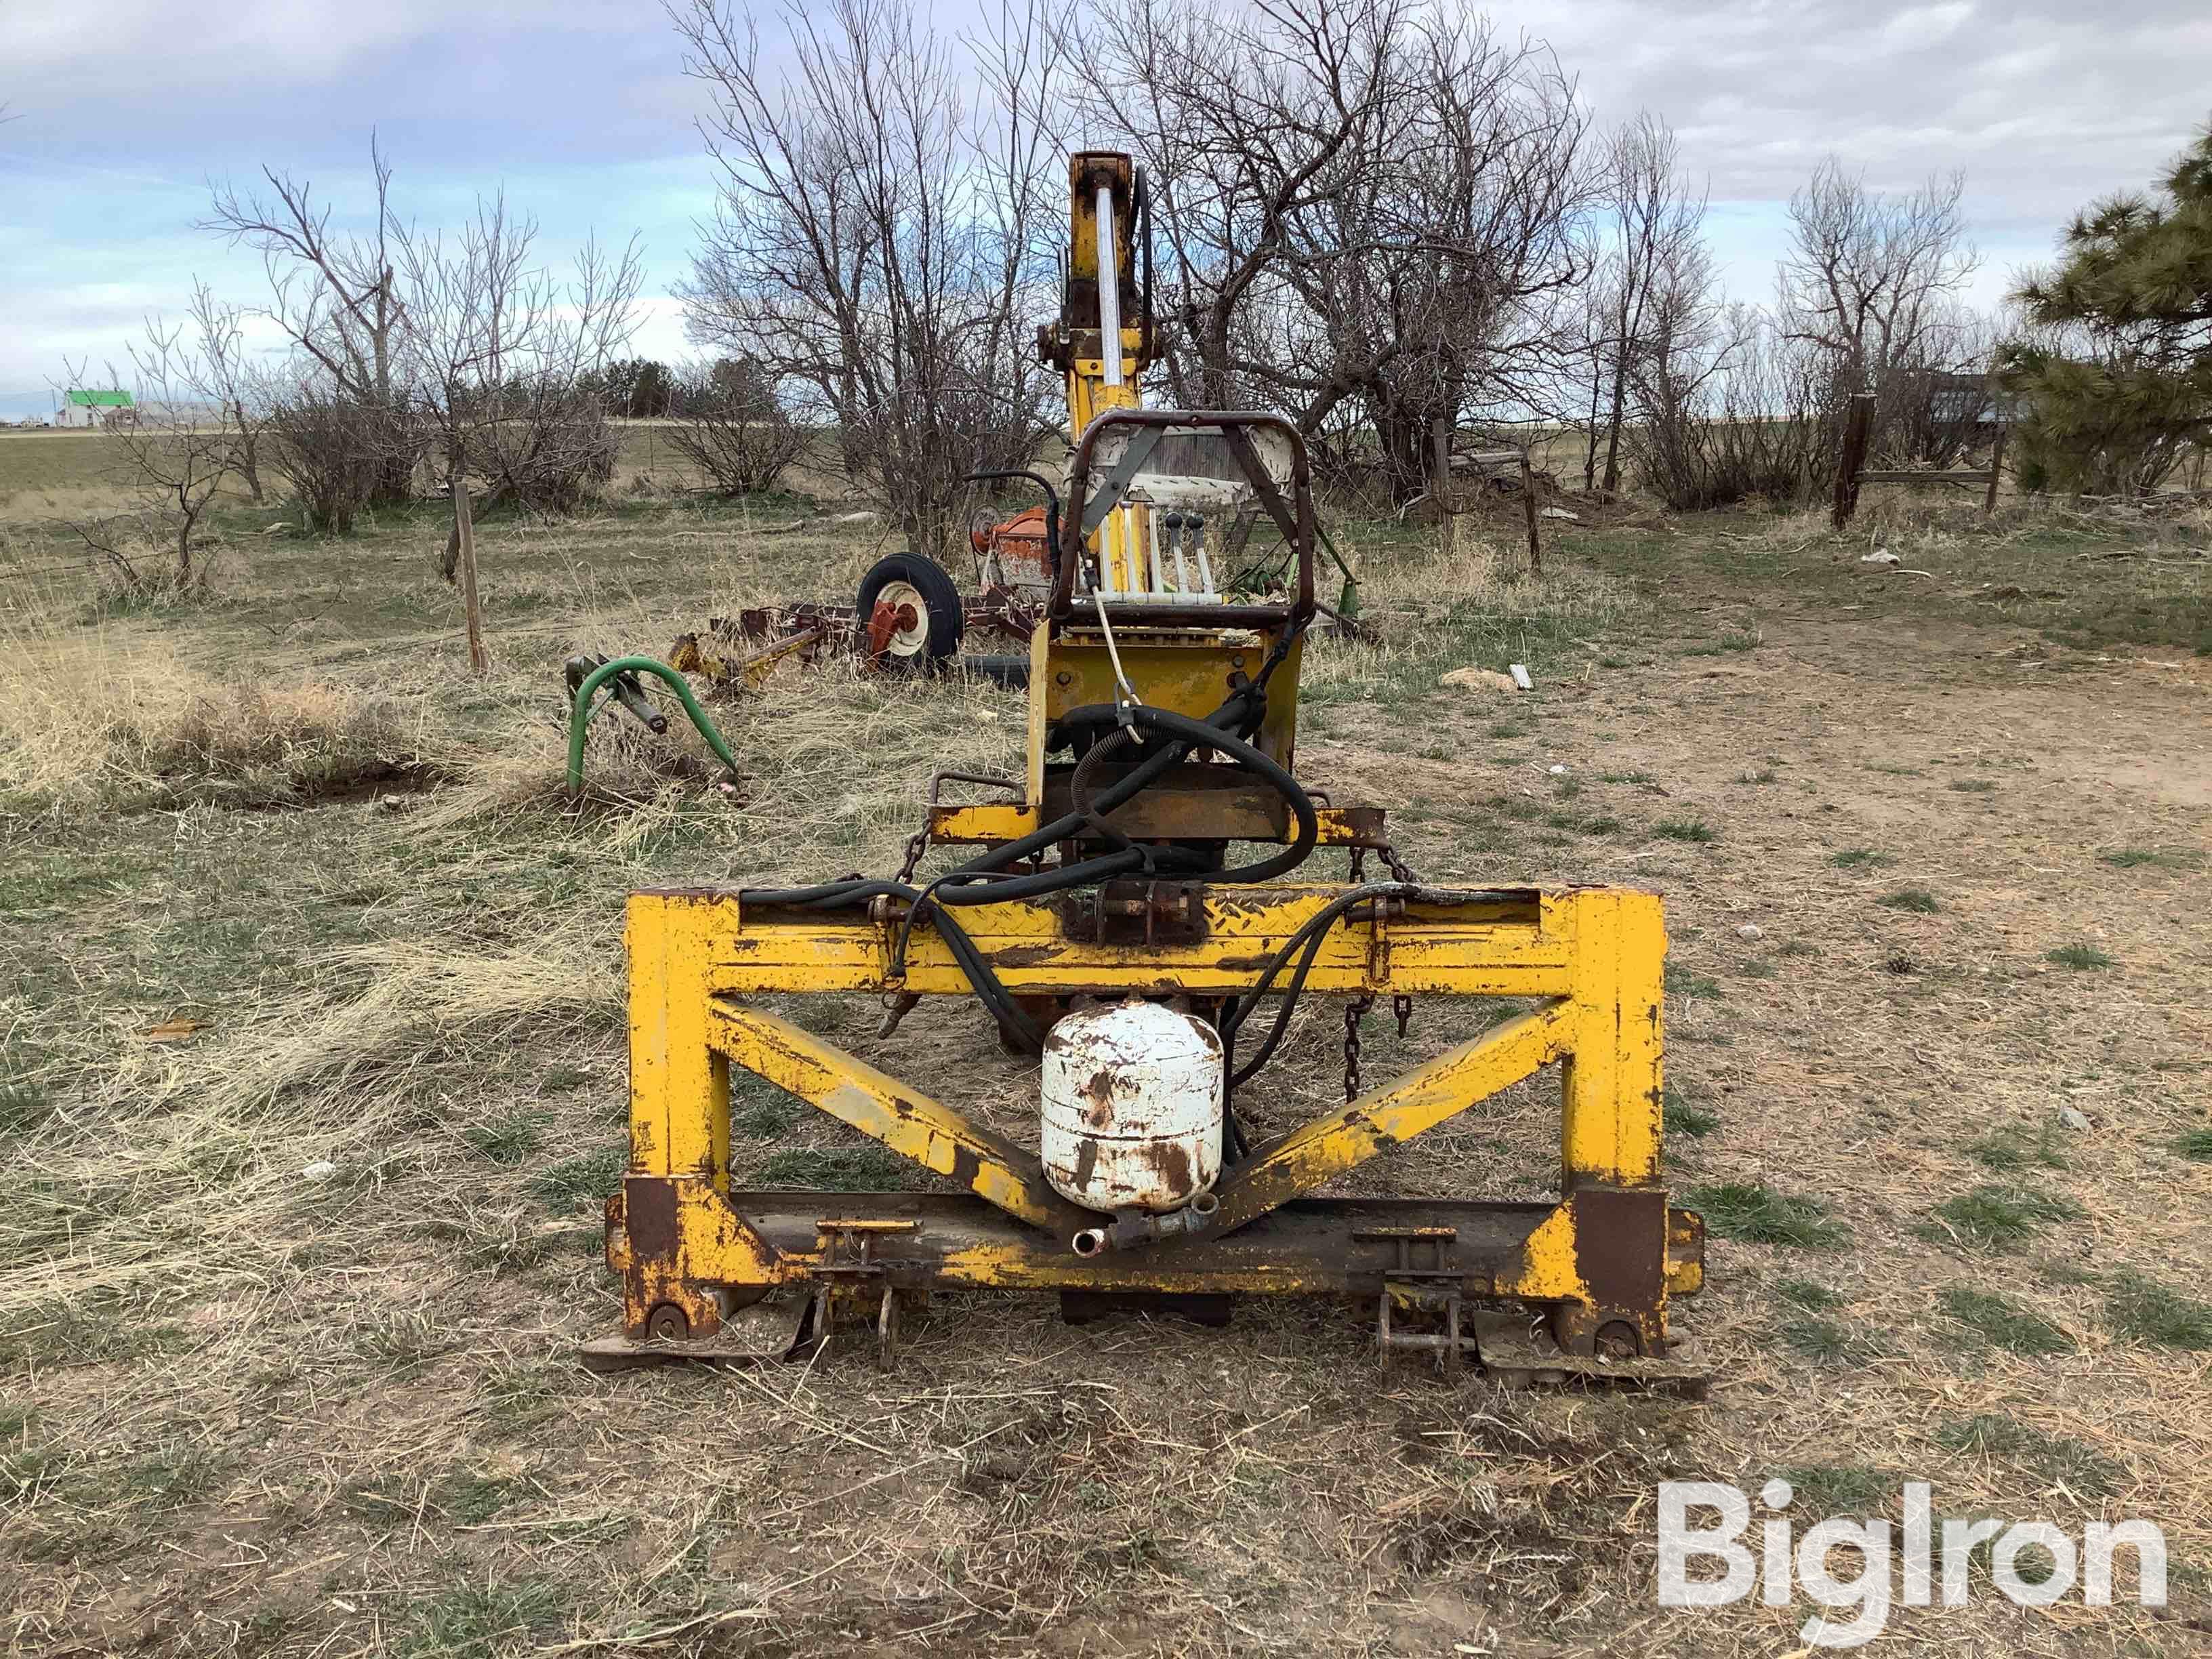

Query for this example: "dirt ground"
[2,481,2209,1658]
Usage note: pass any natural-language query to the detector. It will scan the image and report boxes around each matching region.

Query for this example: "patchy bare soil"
[3,492,2209,1657]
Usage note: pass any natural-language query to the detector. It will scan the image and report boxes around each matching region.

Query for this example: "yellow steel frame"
[605,882,1701,1359]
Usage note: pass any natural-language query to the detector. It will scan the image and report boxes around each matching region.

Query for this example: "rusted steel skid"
[600,882,1700,1372]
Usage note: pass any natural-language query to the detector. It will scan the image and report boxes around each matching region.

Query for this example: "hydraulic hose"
[567,655,741,796]
[740,622,1319,1061]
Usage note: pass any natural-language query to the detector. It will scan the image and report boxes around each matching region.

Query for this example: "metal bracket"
[1054,880,1208,948]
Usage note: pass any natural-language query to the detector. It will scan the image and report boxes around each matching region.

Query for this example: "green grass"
[1683,631,1760,657]
[754,1144,918,1191]
[1778,1278,1845,1313]
[1925,1185,2085,1251]
[2175,1128,2212,1162]
[1734,768,1778,785]
[1829,848,1896,869]
[1780,1315,1857,1364]
[1654,817,1715,842]
[399,1580,567,1658]
[1687,1183,1849,1250]
[2102,1271,2212,1350]
[1948,779,1998,794]
[1932,1414,2121,1496]
[1662,1086,1719,1139]
[2100,847,2201,871]
[1778,1464,1891,1513]
[1879,887,1940,914]
[2044,943,2114,970]
[0,1084,49,1136]
[1963,1124,2068,1173]
[1597,770,1653,784]
[529,1147,626,1210]
[1672,969,1723,1001]
[1936,1286,2076,1355]
[462,1116,543,1166]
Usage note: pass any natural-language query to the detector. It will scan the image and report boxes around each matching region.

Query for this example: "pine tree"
[1999,126,2212,493]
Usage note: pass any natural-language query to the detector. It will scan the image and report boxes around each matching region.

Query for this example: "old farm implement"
[585,153,1703,1384]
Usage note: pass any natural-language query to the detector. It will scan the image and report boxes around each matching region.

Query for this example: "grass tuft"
[1933,1414,2121,1496]
[2045,943,2113,970]
[1926,1185,2085,1251]
[1879,886,1940,913]
[2100,846,2201,871]
[462,1117,543,1166]
[1662,1085,1719,1139]
[2102,1271,2212,1350]
[1687,1183,1849,1250]
[1829,848,1895,869]
[1654,817,1715,842]
[1963,1124,2068,1173]
[1936,1286,2076,1355]
[2175,1128,2212,1162]
[754,1144,919,1191]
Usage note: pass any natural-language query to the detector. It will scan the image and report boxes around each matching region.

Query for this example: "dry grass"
[3,476,2209,1655]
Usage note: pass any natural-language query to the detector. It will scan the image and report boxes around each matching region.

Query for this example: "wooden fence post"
[1830,392,1875,531]
[453,474,487,676]
[1983,425,2007,515]
[1519,448,1543,577]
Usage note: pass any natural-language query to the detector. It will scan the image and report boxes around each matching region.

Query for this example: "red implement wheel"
[857,553,964,673]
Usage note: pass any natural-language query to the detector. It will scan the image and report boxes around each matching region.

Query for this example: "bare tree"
[185,281,270,503]
[263,375,388,535]
[671,0,1066,557]
[1589,113,1707,494]
[1077,0,1593,504]
[1778,159,1979,393]
[668,359,812,494]
[397,194,642,575]
[200,139,419,506]
[63,311,245,590]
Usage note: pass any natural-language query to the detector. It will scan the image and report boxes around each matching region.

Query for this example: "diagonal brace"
[1212,998,1573,1235]
[707,1001,1089,1235]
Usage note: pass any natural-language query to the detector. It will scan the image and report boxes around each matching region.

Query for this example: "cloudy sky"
[1,0,2206,419]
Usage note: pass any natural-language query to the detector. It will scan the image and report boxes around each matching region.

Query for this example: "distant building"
[55,388,135,428]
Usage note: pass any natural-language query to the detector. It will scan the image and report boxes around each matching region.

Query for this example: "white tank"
[1040,1000,1223,1214]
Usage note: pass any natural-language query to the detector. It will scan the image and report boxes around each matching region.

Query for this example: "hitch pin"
[1092,590,1142,731]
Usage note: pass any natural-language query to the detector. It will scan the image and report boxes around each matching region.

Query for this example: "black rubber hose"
[737,875,1046,1052]
[1084,703,1317,884]
[1218,882,1410,1097]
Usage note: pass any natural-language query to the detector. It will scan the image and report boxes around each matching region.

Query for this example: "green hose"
[567,655,741,797]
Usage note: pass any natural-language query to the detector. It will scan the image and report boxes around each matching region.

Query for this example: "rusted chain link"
[897,828,930,886]
[1343,992,1375,1102]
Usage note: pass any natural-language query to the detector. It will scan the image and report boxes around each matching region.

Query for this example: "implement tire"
[857,553,964,674]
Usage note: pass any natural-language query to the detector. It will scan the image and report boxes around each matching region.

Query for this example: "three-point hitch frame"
[590,881,1704,1379]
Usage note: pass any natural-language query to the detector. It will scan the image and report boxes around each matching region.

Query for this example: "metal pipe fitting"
[1070,1190,1221,1257]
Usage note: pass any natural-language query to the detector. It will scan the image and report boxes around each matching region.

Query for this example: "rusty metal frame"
[597,882,1701,1371]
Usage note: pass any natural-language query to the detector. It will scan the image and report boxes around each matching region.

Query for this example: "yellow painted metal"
[1212,999,1573,1232]
[612,881,1687,1347]
[1560,888,1664,1186]
[928,800,1376,847]
[626,893,733,1186]
[698,885,1566,998]
[705,1002,1080,1231]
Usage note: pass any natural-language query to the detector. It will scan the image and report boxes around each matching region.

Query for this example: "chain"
[1343,992,1375,1102]
[1378,839,1420,886]
[1372,840,1418,1040]
[1349,844,1368,882]
[897,827,930,886]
